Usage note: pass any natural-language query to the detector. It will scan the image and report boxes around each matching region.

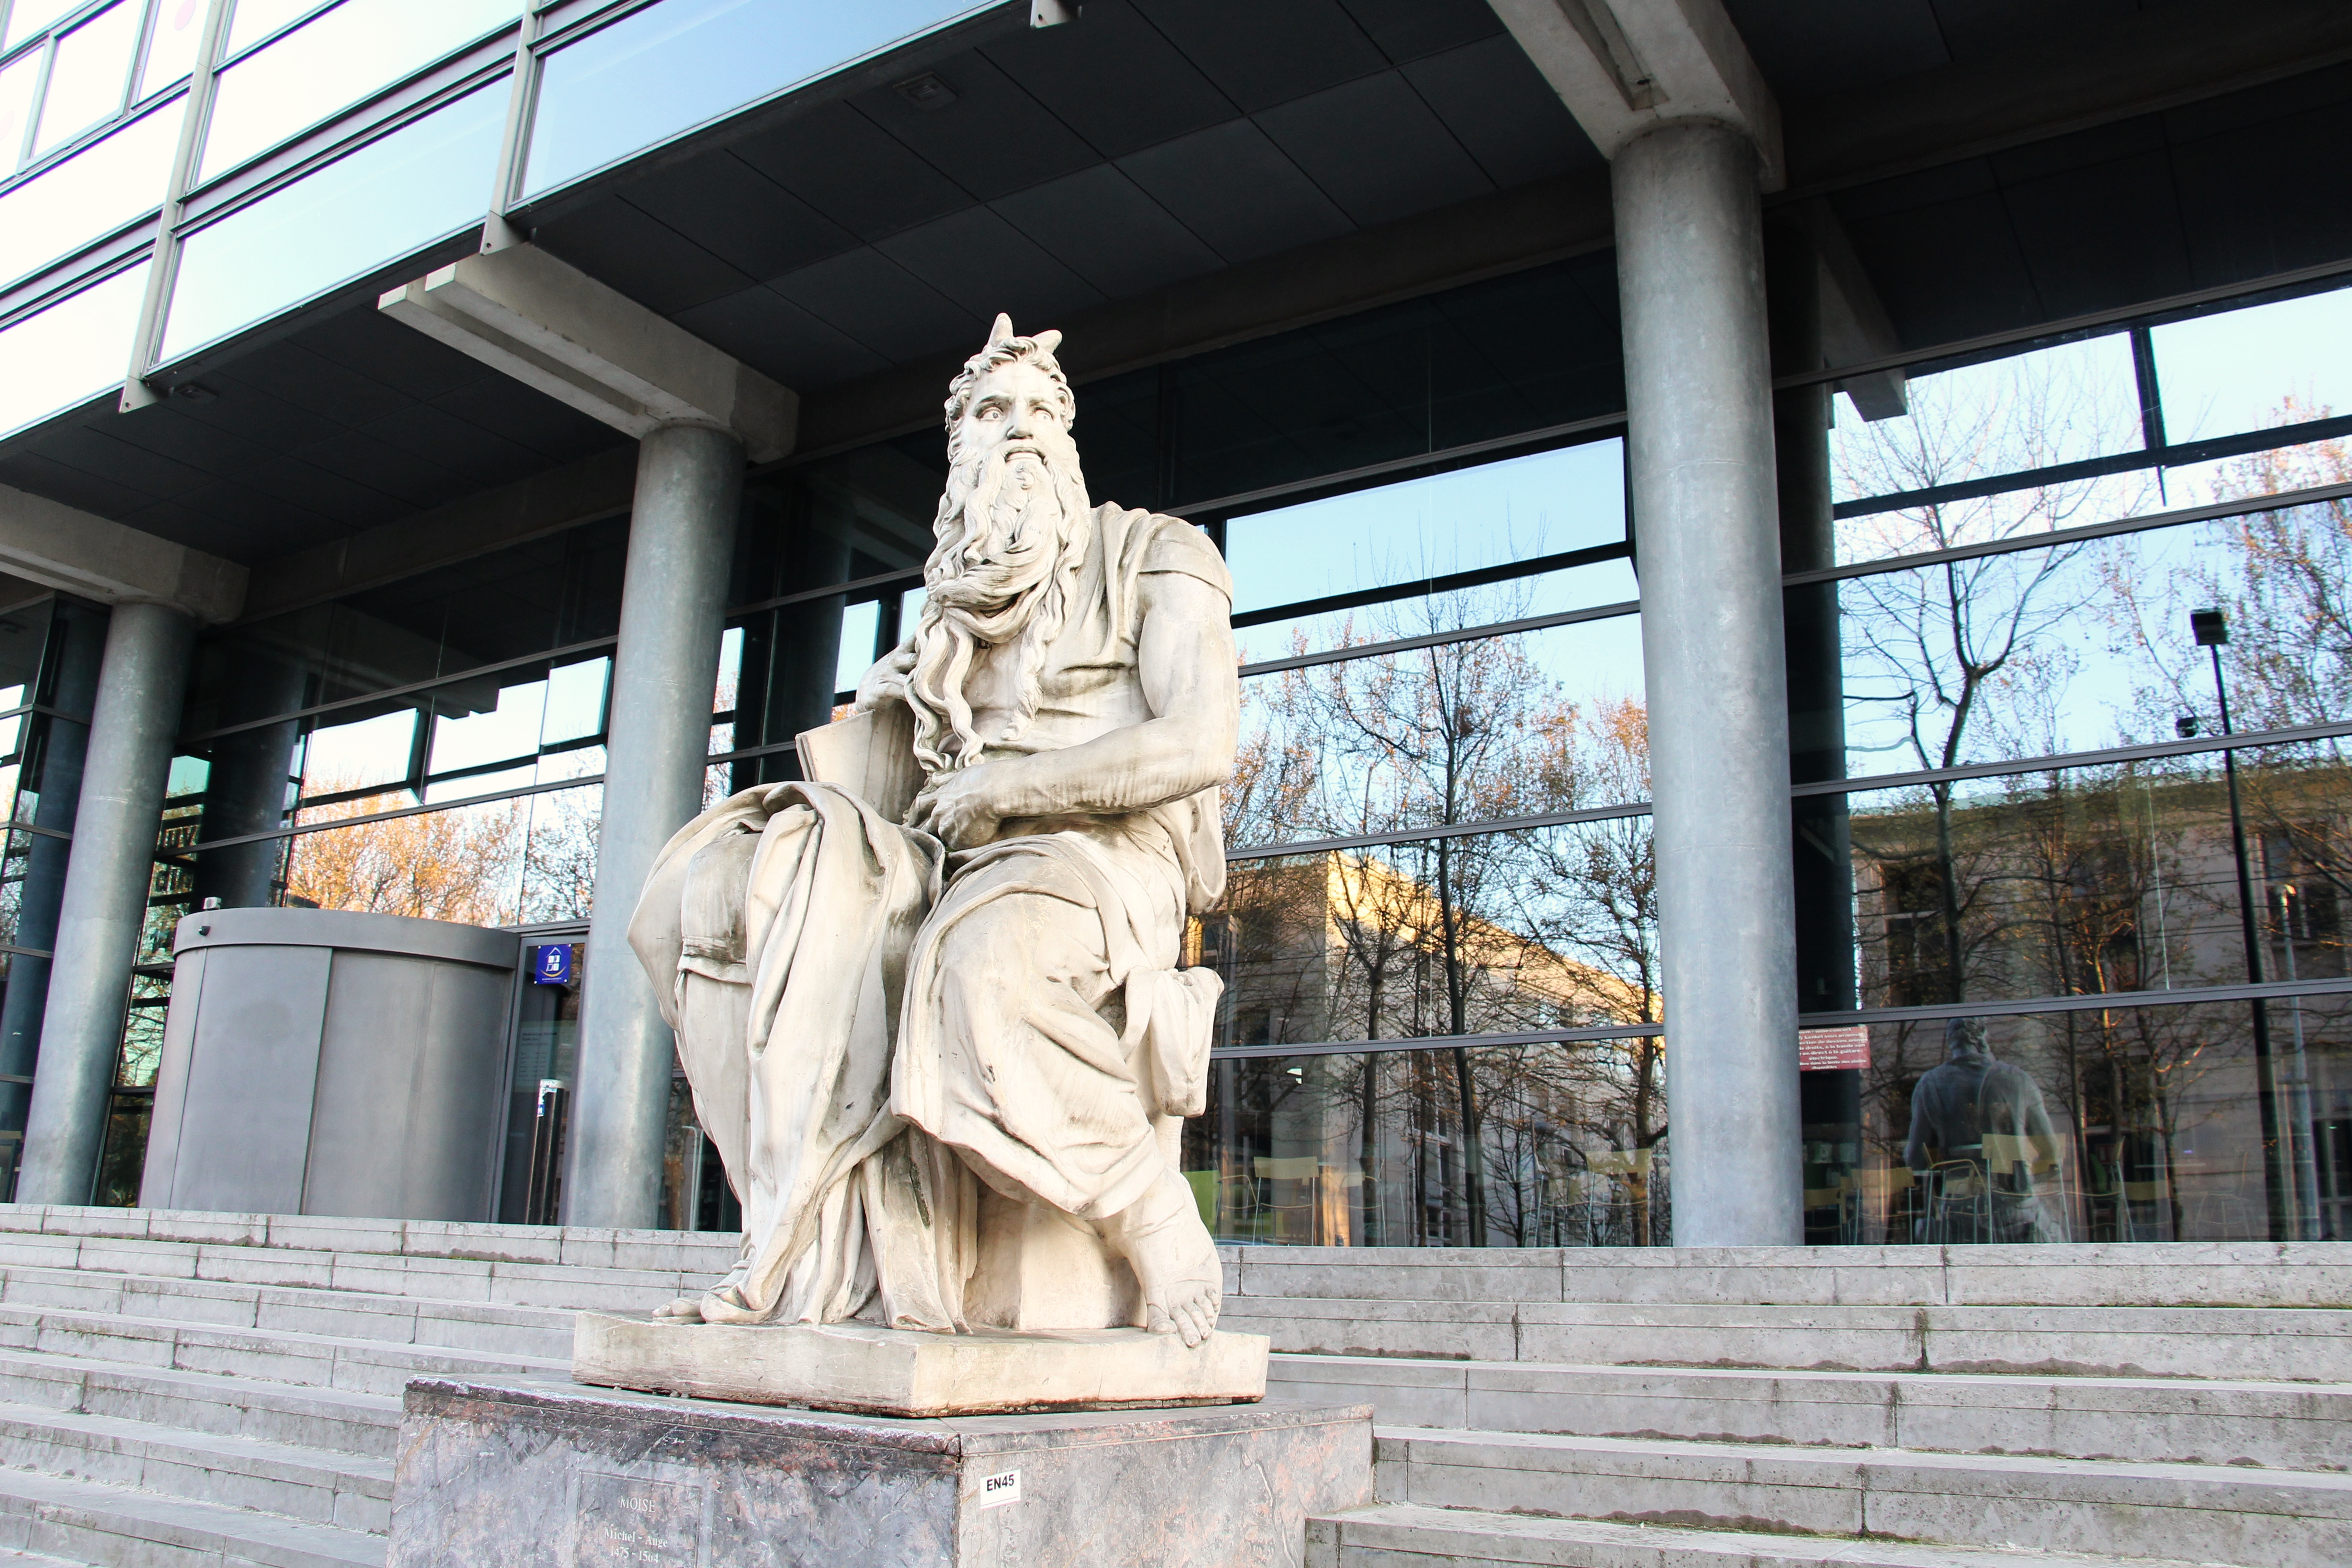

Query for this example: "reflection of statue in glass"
[631,316,1239,1347]
[1904,1018,2062,1243]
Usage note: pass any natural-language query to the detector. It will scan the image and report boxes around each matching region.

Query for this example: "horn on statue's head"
[986,312,1015,348]
[1032,329,1063,356]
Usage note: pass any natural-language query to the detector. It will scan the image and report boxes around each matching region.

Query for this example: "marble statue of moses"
[629,314,1238,1347]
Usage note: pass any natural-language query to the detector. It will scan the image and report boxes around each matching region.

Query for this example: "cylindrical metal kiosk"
[140,908,519,1220]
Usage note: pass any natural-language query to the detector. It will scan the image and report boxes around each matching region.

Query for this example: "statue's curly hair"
[942,313,1074,434]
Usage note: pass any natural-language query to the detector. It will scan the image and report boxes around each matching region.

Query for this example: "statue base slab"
[387,1376,1370,1568]
[571,1311,1270,1417]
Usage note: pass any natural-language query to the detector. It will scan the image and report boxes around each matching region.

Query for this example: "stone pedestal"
[387,1377,1371,1568]
[573,1312,1269,1418]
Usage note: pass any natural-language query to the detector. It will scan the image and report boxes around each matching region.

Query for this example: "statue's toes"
[1146,1282,1219,1348]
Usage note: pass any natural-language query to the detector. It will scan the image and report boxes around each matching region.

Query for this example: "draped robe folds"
[628,505,1232,1330]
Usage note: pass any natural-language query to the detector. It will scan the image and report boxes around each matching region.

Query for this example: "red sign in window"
[1798,1026,1870,1072]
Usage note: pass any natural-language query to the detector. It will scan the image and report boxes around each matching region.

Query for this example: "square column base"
[387,1377,1371,1568]
[573,1312,1269,1418]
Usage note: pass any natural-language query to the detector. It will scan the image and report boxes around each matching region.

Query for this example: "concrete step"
[1376,1427,2352,1567]
[0,1232,717,1318]
[0,1205,740,1278]
[1305,1501,2222,1568]
[1269,1354,2352,1470]
[0,1401,390,1534]
[0,1462,377,1568]
[0,1303,565,1400]
[0,1349,397,1460]
[0,1263,573,1360]
[1232,1242,2352,1310]
[1230,1296,2352,1380]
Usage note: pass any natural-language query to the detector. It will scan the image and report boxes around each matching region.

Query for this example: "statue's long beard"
[903,445,1092,778]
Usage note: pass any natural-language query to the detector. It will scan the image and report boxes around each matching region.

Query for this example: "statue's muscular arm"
[916,571,1239,850]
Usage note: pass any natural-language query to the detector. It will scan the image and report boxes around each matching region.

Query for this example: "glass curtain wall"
[103,248,2352,1243]
[1789,274,2352,1245]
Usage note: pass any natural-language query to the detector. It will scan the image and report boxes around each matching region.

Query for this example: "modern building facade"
[0,0,2348,1249]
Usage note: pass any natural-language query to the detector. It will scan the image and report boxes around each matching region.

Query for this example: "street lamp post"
[2273,882,2326,1238]
[2192,608,2296,1241]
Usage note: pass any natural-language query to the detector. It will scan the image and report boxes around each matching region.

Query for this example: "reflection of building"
[1842,760,2352,1242]
[1186,852,1666,1248]
[1199,852,1630,1050]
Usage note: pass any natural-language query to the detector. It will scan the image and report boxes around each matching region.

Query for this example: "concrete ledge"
[572,1313,1269,1418]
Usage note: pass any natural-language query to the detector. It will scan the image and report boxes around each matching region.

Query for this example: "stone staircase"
[0,1205,737,1568]
[1232,1244,2352,1568]
[0,1205,2330,1566]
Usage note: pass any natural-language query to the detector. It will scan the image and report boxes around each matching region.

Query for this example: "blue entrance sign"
[530,943,575,987]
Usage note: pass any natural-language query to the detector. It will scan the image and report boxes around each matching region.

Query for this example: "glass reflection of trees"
[1831,400,2352,1243]
[1197,576,1666,1247]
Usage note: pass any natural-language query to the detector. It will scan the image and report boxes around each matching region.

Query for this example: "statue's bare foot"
[1107,1169,1222,1348]
[652,1256,761,1324]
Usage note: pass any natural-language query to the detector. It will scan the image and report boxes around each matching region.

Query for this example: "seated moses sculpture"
[630,314,1237,1348]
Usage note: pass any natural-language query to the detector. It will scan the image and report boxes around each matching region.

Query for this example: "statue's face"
[954,359,1074,476]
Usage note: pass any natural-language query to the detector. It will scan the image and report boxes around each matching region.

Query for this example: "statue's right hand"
[853,643,919,712]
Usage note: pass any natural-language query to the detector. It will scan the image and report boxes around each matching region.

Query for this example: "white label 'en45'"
[980,1470,1021,1507]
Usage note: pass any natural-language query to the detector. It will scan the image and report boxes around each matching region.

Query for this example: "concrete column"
[564,423,741,1228]
[16,601,196,1205]
[1615,120,1803,1246]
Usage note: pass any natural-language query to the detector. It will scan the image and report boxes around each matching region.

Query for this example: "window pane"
[1831,333,2148,526]
[1832,504,2352,782]
[199,0,516,180]
[2151,286,2352,446]
[1225,440,1627,619]
[833,598,879,699]
[1187,1042,1670,1248]
[1840,994,2342,1245]
[1831,741,2352,1011]
[0,261,147,439]
[542,656,608,745]
[1235,560,1637,667]
[0,49,39,171]
[0,96,177,286]
[136,0,206,99]
[31,1,140,156]
[299,706,416,798]
[427,675,549,778]
[522,0,983,199]
[1216,818,1657,1054]
[282,796,525,923]
[162,75,505,361]
[224,0,327,54]
[515,783,599,922]
[1234,613,1647,849]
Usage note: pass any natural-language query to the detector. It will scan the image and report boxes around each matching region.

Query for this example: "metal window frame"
[1206,976,2352,1062]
